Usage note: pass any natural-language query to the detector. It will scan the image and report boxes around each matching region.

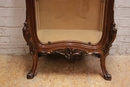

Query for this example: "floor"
[0,54,130,87]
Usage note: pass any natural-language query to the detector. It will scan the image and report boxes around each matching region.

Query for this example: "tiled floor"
[0,54,130,87]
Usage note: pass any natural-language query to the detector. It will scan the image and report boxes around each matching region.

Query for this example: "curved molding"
[103,23,117,56]
[22,22,35,54]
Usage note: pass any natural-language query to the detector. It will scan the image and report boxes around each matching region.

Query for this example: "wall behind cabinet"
[0,0,130,56]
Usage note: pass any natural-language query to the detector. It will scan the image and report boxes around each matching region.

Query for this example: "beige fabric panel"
[36,0,103,30]
[37,30,102,43]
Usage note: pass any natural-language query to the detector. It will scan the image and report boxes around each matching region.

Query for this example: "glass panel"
[35,0,105,44]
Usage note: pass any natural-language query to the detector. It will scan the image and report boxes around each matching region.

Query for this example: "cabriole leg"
[27,51,38,79]
[100,54,112,80]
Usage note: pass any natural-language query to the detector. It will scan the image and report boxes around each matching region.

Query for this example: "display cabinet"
[23,0,117,80]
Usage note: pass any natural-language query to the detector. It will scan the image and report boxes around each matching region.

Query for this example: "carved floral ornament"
[48,48,87,59]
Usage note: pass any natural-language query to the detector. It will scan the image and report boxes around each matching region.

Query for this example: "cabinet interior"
[35,0,105,43]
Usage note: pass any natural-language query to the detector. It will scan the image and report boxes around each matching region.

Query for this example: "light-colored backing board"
[35,0,105,30]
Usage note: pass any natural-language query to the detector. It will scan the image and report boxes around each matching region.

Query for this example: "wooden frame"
[23,0,117,80]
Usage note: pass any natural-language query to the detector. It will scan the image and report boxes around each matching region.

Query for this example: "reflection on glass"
[35,0,105,44]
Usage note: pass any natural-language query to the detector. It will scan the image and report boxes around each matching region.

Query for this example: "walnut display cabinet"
[23,0,117,80]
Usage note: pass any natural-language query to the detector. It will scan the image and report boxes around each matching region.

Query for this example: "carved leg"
[27,51,38,79]
[100,54,112,80]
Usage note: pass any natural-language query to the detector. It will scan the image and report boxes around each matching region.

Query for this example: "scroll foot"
[104,73,112,81]
[27,72,34,79]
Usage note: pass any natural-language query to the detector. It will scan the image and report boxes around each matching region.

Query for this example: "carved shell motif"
[50,48,86,59]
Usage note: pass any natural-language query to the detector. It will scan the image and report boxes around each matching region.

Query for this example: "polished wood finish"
[23,0,117,80]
